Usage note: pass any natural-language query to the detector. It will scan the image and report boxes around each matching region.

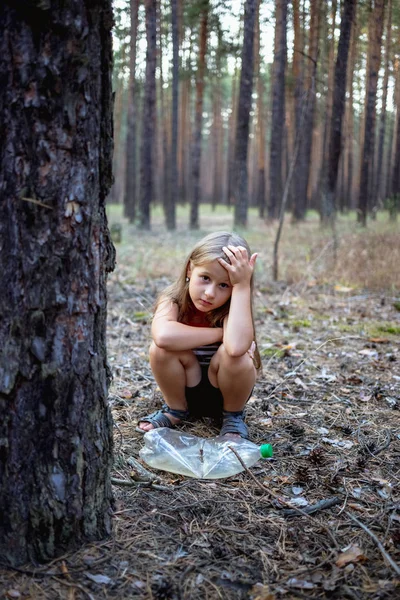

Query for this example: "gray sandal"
[219,410,249,439]
[136,404,189,433]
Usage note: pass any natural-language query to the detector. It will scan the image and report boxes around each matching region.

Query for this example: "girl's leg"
[138,342,201,432]
[208,344,256,412]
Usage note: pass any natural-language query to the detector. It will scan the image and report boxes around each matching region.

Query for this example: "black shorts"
[185,365,223,419]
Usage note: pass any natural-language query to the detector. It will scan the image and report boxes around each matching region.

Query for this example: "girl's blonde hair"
[157,231,261,369]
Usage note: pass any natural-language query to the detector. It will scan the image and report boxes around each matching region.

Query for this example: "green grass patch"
[290,319,311,329]
[375,323,400,336]
[260,347,285,359]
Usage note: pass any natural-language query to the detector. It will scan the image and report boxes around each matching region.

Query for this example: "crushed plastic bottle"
[139,428,273,479]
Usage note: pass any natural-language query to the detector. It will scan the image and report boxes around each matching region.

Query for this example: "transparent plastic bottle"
[139,428,273,479]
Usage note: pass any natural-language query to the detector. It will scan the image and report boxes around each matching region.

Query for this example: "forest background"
[110,0,400,234]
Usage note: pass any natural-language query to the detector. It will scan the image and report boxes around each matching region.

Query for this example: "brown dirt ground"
[1,215,399,599]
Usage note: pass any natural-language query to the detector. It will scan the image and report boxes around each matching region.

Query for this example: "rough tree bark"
[233,0,257,227]
[0,0,115,566]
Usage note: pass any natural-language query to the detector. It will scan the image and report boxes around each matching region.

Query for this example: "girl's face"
[187,260,232,313]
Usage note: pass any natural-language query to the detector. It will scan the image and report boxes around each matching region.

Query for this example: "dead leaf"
[336,544,366,567]
[368,337,389,344]
[345,375,363,385]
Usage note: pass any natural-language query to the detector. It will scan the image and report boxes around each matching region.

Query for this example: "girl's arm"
[218,246,257,356]
[151,298,223,351]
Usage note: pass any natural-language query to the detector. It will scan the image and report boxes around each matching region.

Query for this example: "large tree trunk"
[190,1,209,230]
[357,0,385,226]
[233,0,257,227]
[124,0,139,222]
[140,0,157,229]
[321,0,357,224]
[0,0,115,566]
[268,0,288,220]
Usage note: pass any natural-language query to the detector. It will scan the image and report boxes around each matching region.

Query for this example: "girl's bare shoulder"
[154,296,179,321]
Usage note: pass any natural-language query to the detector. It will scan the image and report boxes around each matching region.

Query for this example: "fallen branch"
[281,496,341,517]
[345,511,400,576]
[110,477,171,492]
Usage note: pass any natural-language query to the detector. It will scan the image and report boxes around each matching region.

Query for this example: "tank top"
[192,342,221,366]
[184,313,222,367]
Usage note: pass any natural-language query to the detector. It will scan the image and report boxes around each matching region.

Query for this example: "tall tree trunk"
[124,0,139,222]
[190,1,209,229]
[233,0,257,226]
[0,0,115,566]
[212,22,223,209]
[178,75,190,202]
[292,0,320,221]
[158,3,170,219]
[167,0,179,229]
[322,0,338,165]
[268,0,288,220]
[371,0,392,211]
[226,60,239,207]
[288,0,302,215]
[140,0,157,230]
[312,0,337,213]
[343,14,358,210]
[357,0,385,226]
[110,42,128,204]
[321,0,357,225]
[255,0,267,217]
[391,55,400,222]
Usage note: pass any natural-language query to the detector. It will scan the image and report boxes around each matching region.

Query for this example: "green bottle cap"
[260,444,273,458]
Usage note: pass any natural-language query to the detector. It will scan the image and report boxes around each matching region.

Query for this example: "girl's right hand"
[218,245,257,287]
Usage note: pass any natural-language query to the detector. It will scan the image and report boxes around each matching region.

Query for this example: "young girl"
[137,231,261,439]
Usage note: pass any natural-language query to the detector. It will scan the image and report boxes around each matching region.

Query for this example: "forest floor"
[1,208,400,599]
